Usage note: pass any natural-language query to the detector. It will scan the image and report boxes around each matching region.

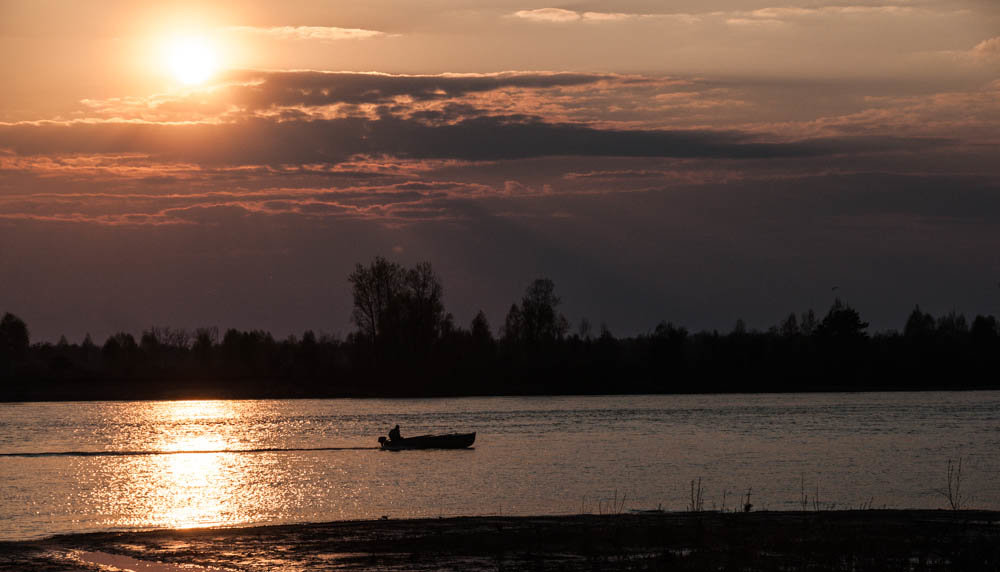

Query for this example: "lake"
[1,391,998,541]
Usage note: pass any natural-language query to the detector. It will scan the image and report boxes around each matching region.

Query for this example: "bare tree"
[348,256,404,347]
[349,257,451,365]
[401,261,447,344]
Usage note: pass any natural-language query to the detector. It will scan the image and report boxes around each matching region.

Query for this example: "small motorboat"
[378,432,476,450]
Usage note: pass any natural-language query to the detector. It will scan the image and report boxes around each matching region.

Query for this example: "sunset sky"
[1,0,999,341]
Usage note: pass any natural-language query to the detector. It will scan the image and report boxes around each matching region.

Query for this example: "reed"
[935,457,970,510]
[800,474,808,510]
[688,478,705,512]
[742,487,753,513]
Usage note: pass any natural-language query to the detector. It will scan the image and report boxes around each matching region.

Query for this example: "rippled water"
[1,392,998,541]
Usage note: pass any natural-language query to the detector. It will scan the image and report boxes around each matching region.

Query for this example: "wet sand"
[3,510,999,571]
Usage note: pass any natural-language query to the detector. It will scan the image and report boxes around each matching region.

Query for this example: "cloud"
[512,8,581,23]
[0,211,193,226]
[2,71,993,231]
[563,169,665,179]
[226,70,612,107]
[0,177,508,226]
[759,82,1000,141]
[723,4,922,27]
[932,36,1000,68]
[212,70,615,112]
[972,37,1000,59]
[512,8,635,23]
[513,4,928,27]
[726,18,785,27]
[227,26,387,41]
[3,114,938,169]
[0,71,968,174]
[33,70,641,127]
[580,12,631,22]
[748,5,914,20]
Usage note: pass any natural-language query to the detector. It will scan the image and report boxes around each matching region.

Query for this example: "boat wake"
[0,446,378,457]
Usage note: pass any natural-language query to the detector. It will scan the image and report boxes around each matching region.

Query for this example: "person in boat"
[388,424,402,443]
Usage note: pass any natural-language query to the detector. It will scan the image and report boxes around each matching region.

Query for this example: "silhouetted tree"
[904,305,936,339]
[466,310,496,371]
[732,318,748,336]
[599,323,613,341]
[649,321,687,385]
[391,261,447,352]
[653,321,687,341]
[77,333,98,365]
[348,256,404,349]
[102,332,138,372]
[816,299,868,339]
[780,313,799,337]
[140,329,162,354]
[502,304,523,344]
[0,313,30,361]
[936,311,968,340]
[6,260,1000,401]
[799,310,817,336]
[470,310,493,344]
[349,257,450,370]
[971,315,999,342]
[297,330,320,375]
[221,329,275,371]
[302,330,317,346]
[508,278,568,345]
[192,327,218,366]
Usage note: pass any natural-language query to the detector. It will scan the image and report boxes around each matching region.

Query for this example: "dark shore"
[3,510,999,571]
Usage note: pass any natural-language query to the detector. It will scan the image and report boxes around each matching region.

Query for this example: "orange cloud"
[972,37,1000,59]
[227,25,387,41]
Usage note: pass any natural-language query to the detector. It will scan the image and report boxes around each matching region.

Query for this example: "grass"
[619,456,977,517]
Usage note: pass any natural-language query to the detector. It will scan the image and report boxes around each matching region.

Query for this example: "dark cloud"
[2,70,997,341]
[220,70,617,108]
[0,115,951,168]
[564,169,670,179]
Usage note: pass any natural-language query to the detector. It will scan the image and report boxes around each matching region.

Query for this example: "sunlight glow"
[166,36,218,85]
[159,452,228,529]
[134,400,248,530]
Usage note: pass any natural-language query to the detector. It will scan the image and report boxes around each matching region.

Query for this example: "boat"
[378,432,476,450]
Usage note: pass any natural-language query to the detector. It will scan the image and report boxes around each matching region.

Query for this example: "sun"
[166,36,218,85]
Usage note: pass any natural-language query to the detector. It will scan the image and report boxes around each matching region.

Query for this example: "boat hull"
[380,432,476,450]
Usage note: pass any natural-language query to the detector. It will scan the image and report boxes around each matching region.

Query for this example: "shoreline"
[3,510,999,571]
[3,386,1000,405]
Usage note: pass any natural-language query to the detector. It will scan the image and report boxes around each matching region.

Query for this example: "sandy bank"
[2,510,999,571]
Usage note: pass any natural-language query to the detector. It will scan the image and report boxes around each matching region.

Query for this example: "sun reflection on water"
[157,452,229,529]
[93,400,263,531]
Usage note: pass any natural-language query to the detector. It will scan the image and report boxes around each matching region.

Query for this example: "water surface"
[1,392,998,541]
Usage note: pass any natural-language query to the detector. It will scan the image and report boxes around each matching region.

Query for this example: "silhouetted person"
[388,424,402,442]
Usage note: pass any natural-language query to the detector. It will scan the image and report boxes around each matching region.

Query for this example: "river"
[1,391,998,541]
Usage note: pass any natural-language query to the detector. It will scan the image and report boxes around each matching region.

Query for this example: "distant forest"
[2,256,999,401]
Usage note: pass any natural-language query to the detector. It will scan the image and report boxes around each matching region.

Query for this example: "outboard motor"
[378,436,387,446]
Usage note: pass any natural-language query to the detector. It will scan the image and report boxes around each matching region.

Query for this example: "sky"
[1,0,999,342]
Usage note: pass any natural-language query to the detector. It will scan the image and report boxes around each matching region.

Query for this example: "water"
[1,392,998,541]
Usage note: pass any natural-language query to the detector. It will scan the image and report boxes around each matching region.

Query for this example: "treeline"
[2,256,999,401]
